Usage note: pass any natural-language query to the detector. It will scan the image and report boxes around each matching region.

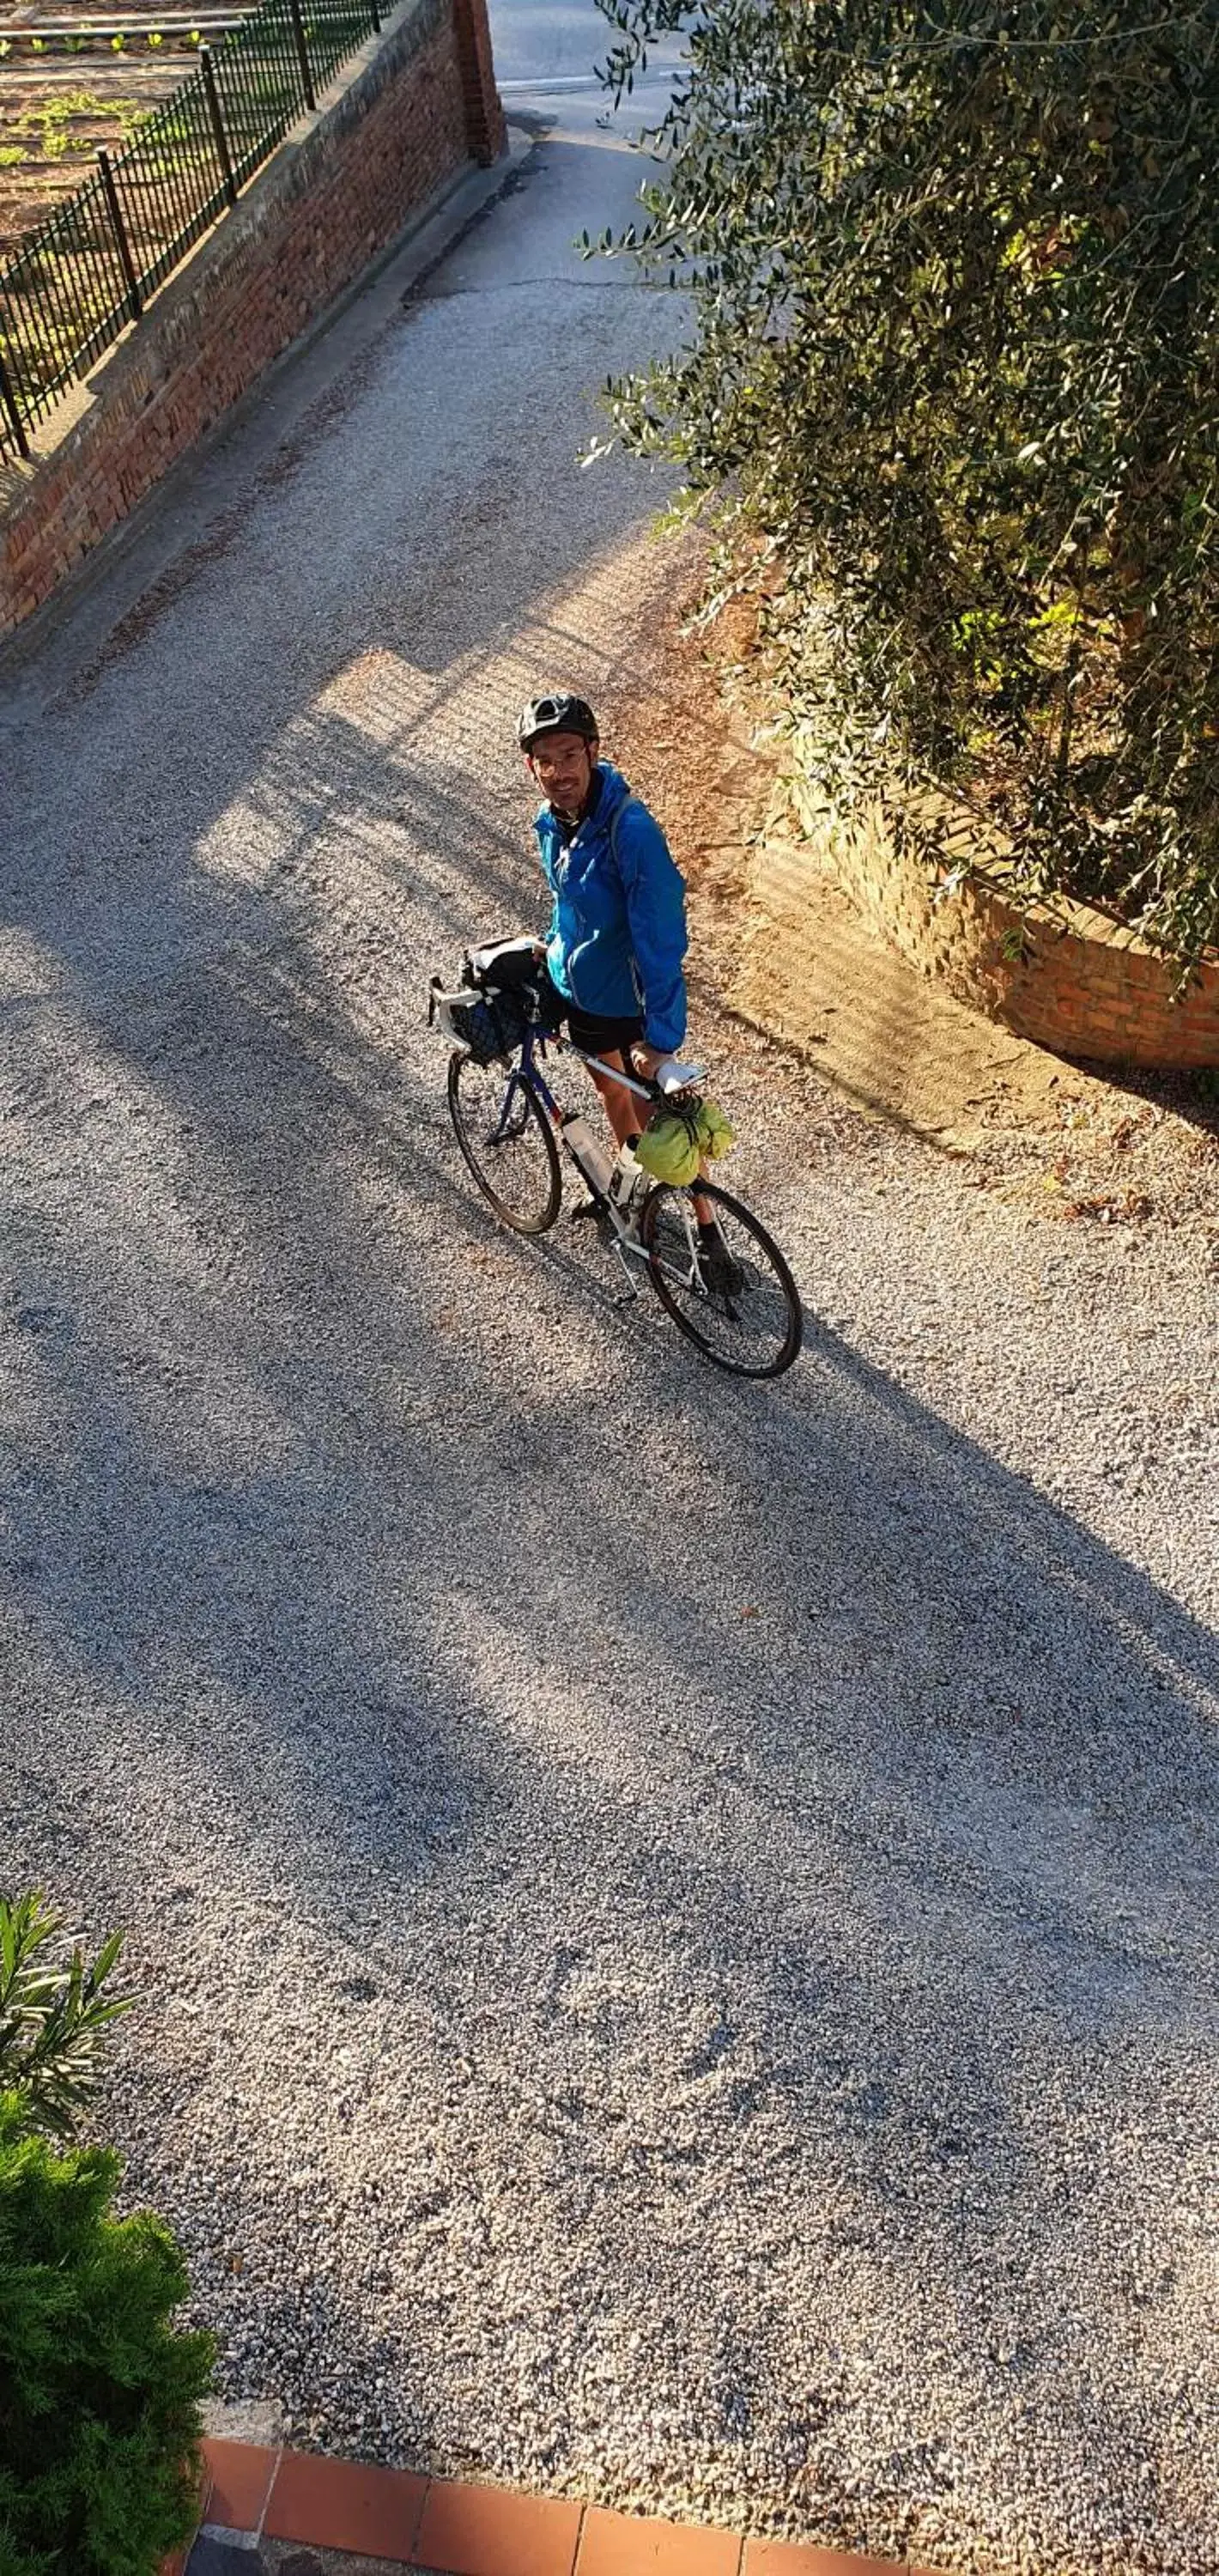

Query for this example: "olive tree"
[591,0,1219,967]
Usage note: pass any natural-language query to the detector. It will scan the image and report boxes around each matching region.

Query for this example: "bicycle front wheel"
[447,1050,562,1235]
[640,1177,803,1378]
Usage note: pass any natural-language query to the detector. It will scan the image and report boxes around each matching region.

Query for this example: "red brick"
[201,2437,278,2532]
[578,2506,742,2573]
[742,2549,901,2576]
[264,2448,427,2555]
[412,2478,583,2576]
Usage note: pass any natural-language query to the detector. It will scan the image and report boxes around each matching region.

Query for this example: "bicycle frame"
[489,1026,704,1287]
[531,1025,681,1106]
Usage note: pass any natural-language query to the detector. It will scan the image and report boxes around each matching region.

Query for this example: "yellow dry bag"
[635,1095,735,1187]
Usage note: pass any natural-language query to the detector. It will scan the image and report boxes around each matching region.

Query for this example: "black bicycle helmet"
[517,690,598,751]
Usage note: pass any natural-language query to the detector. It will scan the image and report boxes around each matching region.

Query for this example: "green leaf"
[585,0,1219,968]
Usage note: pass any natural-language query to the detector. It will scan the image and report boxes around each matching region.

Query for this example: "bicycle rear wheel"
[640,1178,803,1378]
[447,1050,562,1235]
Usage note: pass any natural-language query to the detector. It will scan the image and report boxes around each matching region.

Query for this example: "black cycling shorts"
[543,968,644,1060]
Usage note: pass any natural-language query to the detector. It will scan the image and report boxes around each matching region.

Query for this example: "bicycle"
[429,957,803,1382]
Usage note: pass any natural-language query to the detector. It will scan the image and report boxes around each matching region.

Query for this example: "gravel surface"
[3,52,1218,2576]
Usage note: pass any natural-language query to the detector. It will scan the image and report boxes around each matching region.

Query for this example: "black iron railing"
[0,0,381,463]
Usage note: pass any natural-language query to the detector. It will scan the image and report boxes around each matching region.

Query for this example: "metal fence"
[0,0,382,463]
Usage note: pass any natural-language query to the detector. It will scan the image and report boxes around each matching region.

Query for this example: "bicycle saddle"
[467,936,540,986]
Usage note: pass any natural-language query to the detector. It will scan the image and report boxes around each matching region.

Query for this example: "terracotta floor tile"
[743,2546,901,2576]
[200,2439,278,2532]
[578,2504,742,2573]
[264,2450,428,2556]
[412,2477,582,2576]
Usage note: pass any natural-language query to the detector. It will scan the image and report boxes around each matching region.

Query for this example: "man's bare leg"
[589,1049,717,1229]
[587,1050,640,1152]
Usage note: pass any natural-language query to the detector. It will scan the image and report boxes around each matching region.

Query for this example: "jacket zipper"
[552,826,587,1007]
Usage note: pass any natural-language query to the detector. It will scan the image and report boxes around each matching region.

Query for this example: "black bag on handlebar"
[429,934,561,1063]
[453,987,530,1064]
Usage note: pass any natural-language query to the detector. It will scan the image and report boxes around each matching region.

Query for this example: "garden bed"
[0,3,245,258]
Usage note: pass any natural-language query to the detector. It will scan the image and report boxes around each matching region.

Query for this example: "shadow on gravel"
[3,248,1216,2566]
[5,973,1216,2560]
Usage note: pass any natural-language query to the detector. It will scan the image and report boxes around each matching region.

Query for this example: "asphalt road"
[2,9,1217,2572]
[488,0,682,90]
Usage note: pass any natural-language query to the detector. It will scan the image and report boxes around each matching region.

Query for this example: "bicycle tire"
[640,1177,803,1378]
[447,1049,562,1235]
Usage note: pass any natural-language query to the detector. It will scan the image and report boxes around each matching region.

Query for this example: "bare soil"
[602,540,1219,1244]
[0,64,177,260]
[0,2,235,258]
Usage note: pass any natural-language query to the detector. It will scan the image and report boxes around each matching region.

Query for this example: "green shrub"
[592,0,1219,969]
[0,2097,213,2576]
[0,1899,213,2576]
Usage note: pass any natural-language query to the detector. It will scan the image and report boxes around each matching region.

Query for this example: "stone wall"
[0,0,504,642]
[765,784,1219,1072]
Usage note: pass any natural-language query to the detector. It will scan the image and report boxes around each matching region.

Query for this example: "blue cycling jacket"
[534,762,688,1054]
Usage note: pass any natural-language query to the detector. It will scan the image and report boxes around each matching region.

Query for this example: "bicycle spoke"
[447,1052,562,1235]
[642,1180,803,1378]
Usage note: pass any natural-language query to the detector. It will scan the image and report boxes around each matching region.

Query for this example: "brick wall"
[763,783,1219,1072]
[452,0,506,162]
[0,0,503,641]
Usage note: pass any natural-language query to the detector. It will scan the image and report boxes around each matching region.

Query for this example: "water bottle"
[608,1142,649,1218]
[561,1112,612,1198]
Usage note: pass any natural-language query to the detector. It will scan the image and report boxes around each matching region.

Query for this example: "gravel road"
[3,45,1218,2576]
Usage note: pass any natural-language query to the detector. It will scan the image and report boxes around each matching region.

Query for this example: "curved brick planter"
[787,787,1219,1072]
